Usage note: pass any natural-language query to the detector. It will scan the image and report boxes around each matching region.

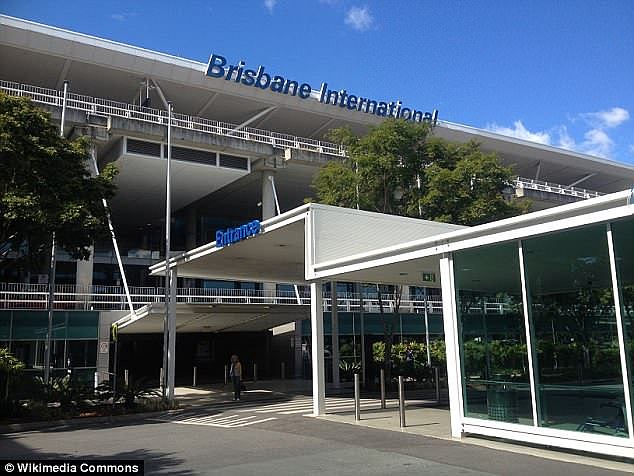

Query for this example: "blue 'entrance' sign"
[216,220,261,248]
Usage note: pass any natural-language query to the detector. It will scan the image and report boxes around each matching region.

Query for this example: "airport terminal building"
[1,15,634,457]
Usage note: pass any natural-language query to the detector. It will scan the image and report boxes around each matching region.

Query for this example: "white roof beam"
[150,78,170,109]
[253,108,278,128]
[55,58,72,90]
[196,92,218,116]
[568,173,597,188]
[309,118,336,138]
[229,106,277,134]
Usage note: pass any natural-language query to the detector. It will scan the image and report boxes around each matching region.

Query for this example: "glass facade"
[0,310,99,372]
[454,242,533,424]
[611,219,634,435]
[523,225,627,436]
[453,217,634,440]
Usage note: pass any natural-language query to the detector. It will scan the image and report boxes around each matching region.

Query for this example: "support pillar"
[185,207,197,250]
[294,319,303,378]
[440,254,463,438]
[261,169,277,301]
[261,169,277,221]
[310,281,325,416]
[183,208,198,290]
[401,285,411,312]
[75,250,94,310]
[166,266,178,402]
[357,283,366,385]
[331,282,340,388]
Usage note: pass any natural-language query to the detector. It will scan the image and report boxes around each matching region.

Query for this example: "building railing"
[0,283,519,315]
[0,81,605,200]
[514,176,602,199]
[0,80,346,157]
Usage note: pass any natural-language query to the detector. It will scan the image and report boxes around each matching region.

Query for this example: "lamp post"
[43,80,68,384]
[161,102,173,398]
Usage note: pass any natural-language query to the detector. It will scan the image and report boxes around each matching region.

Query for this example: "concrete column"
[75,249,94,310]
[183,208,198,291]
[331,282,340,388]
[294,319,303,378]
[185,207,197,250]
[261,169,277,301]
[440,254,463,439]
[96,311,111,383]
[353,283,366,385]
[261,169,277,221]
[401,285,411,312]
[167,266,178,401]
[310,281,325,416]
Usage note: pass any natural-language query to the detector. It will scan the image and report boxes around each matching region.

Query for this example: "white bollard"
[398,375,406,428]
[380,368,386,409]
[354,373,361,421]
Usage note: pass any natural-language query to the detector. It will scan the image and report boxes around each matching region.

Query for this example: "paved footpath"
[1,390,632,476]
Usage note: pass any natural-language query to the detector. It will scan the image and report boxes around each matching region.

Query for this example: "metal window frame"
[606,222,634,440]
[518,240,540,427]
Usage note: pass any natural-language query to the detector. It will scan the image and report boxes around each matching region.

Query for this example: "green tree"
[0,92,117,272]
[313,119,528,225]
[314,119,528,381]
[0,347,24,402]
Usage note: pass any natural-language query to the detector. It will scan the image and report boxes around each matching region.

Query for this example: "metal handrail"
[0,282,521,314]
[514,176,602,199]
[0,81,605,199]
[0,80,346,157]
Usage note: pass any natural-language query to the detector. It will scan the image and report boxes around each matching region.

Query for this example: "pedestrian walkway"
[237,395,401,416]
[319,406,634,474]
[151,413,277,428]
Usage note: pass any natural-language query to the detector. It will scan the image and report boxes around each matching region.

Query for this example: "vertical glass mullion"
[606,223,634,439]
[518,240,539,427]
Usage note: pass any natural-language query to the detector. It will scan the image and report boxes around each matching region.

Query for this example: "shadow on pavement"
[0,438,194,476]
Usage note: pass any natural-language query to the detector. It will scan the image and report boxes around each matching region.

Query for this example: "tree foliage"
[0,92,117,271]
[312,119,528,225]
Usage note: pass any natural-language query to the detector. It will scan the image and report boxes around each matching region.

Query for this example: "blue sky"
[2,1,633,164]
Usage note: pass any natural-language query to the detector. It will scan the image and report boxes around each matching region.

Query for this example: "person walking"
[229,354,242,401]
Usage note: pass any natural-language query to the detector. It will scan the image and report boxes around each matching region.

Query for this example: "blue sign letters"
[205,53,438,125]
[216,220,261,248]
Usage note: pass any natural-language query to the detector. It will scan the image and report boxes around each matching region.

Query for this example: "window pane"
[66,312,98,339]
[523,225,628,437]
[11,311,48,340]
[454,242,533,425]
[0,312,10,340]
[611,218,634,434]
[67,340,97,368]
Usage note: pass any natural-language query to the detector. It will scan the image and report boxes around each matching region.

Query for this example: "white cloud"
[264,0,277,13]
[555,125,575,150]
[345,6,373,31]
[580,107,630,129]
[580,128,614,158]
[487,106,630,160]
[110,12,135,21]
[487,120,551,145]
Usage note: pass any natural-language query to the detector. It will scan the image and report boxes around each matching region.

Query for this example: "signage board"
[216,220,261,248]
[206,53,438,125]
